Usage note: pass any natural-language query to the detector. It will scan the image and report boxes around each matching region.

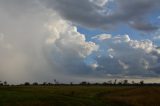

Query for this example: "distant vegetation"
[1,79,160,86]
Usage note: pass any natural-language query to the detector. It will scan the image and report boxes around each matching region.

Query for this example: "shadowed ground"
[0,86,160,106]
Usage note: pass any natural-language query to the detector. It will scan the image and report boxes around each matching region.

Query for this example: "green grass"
[0,86,160,106]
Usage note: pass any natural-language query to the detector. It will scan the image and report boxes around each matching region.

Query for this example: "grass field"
[0,86,160,106]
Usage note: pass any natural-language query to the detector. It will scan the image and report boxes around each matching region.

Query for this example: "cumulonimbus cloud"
[0,0,98,83]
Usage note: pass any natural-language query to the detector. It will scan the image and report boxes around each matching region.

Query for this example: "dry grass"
[0,86,160,106]
[101,87,160,106]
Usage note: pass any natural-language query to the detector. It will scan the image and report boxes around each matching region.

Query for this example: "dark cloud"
[129,21,159,31]
[41,0,160,32]
[41,0,106,28]
[114,0,160,31]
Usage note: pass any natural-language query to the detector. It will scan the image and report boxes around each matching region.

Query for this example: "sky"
[0,0,160,84]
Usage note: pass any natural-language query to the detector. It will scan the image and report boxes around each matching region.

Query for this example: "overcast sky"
[0,0,160,84]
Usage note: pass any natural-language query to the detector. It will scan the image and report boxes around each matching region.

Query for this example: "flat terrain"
[0,86,160,106]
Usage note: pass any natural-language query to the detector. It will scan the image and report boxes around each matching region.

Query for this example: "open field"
[0,86,160,106]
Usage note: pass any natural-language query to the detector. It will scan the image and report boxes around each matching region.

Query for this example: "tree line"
[0,79,160,86]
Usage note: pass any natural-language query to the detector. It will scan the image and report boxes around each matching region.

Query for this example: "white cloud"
[93,34,160,76]
[44,17,98,74]
[153,35,160,40]
[90,63,99,70]
[118,60,129,70]
[92,34,112,40]
[89,0,109,6]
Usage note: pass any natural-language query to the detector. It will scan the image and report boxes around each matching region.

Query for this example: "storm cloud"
[42,0,160,31]
[0,0,98,83]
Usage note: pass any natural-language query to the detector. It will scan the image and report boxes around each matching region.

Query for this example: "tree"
[4,81,7,86]
[0,81,3,86]
[70,82,73,85]
[114,79,117,84]
[102,82,107,85]
[132,81,135,84]
[118,82,122,85]
[123,80,128,84]
[33,82,38,86]
[24,82,30,86]
[140,81,144,85]
[43,82,47,86]
[48,83,52,86]
[80,81,87,85]
[54,79,59,85]
[107,80,112,84]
